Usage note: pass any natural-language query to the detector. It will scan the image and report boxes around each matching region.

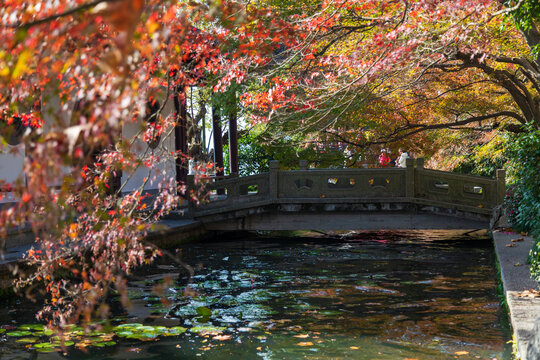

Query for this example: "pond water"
[1,230,511,359]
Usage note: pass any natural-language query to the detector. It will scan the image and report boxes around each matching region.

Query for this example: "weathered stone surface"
[527,318,540,360]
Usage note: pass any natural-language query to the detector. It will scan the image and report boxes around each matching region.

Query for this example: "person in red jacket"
[378,148,391,167]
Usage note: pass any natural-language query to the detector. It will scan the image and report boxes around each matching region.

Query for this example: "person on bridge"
[378,148,391,167]
[397,148,410,168]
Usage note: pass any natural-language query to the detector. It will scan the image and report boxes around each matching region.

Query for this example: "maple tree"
[242,0,540,159]
[0,0,300,328]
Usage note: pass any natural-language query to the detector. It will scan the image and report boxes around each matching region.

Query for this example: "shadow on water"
[1,230,512,359]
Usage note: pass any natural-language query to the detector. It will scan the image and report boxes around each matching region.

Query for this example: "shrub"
[505,126,540,281]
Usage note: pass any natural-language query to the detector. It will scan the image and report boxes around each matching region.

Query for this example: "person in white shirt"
[397,148,409,168]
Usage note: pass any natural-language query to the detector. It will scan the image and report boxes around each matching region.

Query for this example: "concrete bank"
[493,230,540,359]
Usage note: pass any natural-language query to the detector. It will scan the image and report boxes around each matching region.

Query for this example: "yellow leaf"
[350,346,359,349]
[147,20,159,34]
[12,49,32,79]
[454,351,469,356]
[293,334,309,338]
[0,65,8,78]
[296,342,314,346]
[213,335,232,341]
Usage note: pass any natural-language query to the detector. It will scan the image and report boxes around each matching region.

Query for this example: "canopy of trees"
[0,0,538,327]
[242,0,540,161]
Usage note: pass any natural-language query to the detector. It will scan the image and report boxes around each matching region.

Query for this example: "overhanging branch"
[10,0,122,29]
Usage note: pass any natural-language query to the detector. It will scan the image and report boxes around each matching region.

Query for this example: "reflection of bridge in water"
[187,158,506,231]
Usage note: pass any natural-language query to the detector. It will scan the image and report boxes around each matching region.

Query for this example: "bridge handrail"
[188,158,505,216]
[192,173,270,210]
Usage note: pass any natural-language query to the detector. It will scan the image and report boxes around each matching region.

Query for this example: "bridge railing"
[277,167,406,199]
[413,158,505,213]
[191,173,271,211]
[188,158,505,216]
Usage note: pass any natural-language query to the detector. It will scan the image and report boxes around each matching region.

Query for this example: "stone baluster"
[405,157,415,198]
[269,160,279,199]
[299,160,308,170]
[229,172,239,200]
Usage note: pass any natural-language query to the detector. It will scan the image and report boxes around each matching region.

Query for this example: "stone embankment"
[493,230,540,360]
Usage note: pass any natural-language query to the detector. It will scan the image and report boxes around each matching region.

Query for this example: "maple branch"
[325,111,526,148]
[453,51,538,124]
[379,111,526,143]
[490,55,540,75]
[396,80,492,111]
[10,0,122,29]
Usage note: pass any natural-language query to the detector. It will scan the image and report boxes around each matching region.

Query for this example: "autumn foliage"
[242,0,540,161]
[0,0,539,328]
[0,0,298,327]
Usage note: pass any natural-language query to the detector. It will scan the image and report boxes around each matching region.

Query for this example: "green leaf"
[18,324,45,331]
[7,331,33,337]
[196,306,212,317]
[190,326,226,334]
[166,326,187,335]
[16,337,39,343]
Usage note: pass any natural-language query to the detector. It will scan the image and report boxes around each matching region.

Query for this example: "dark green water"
[1,230,512,359]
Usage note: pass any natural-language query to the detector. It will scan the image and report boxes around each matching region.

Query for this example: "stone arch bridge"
[186,159,506,231]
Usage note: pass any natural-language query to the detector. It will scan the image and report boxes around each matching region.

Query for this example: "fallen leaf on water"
[521,232,528,236]
[506,244,517,247]
[213,335,232,341]
[350,346,359,349]
[256,346,262,351]
[293,334,309,338]
[127,347,142,352]
[297,342,314,346]
[511,238,524,242]
[454,351,469,355]
[518,289,540,298]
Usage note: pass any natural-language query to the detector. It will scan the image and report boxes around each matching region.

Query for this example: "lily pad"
[16,337,39,343]
[33,328,54,336]
[7,331,33,337]
[0,329,5,334]
[53,340,75,347]
[196,306,212,317]
[116,331,134,337]
[113,323,144,331]
[166,326,187,335]
[34,342,55,349]
[190,326,226,334]
[18,324,44,331]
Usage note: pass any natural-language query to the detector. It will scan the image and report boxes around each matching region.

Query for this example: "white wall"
[0,144,25,203]
[1,92,178,200]
[121,100,177,193]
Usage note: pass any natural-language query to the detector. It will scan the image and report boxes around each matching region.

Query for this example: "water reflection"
[1,230,511,359]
